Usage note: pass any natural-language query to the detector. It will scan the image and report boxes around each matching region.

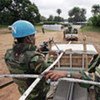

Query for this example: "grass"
[0,25,8,28]
[80,25,100,33]
[36,25,42,31]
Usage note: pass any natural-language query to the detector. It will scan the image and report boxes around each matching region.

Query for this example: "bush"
[80,25,100,32]
[89,15,100,26]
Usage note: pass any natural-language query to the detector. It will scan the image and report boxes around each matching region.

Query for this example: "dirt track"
[0,28,100,100]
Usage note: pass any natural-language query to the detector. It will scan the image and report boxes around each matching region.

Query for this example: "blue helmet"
[10,20,36,38]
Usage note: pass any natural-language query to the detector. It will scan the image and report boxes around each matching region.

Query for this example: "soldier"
[5,20,51,100]
[68,25,73,33]
[73,28,78,34]
[63,25,73,39]
[95,65,100,100]
[42,27,45,34]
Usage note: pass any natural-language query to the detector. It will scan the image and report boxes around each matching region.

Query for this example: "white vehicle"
[63,26,78,41]
[65,33,78,41]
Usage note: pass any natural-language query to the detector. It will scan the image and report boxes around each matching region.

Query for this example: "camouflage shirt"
[80,54,100,100]
[5,43,50,100]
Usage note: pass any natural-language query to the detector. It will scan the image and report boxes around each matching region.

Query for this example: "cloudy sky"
[30,0,100,19]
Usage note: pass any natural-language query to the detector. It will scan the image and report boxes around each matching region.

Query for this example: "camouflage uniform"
[91,55,100,100]
[95,65,100,100]
[5,43,51,100]
[63,26,75,39]
[73,28,78,34]
[80,54,100,100]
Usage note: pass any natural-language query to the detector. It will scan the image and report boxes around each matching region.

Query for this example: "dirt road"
[0,29,100,100]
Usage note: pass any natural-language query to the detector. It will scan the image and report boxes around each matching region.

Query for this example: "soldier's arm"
[30,54,48,74]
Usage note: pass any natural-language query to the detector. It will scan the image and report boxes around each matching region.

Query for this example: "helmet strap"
[24,35,35,45]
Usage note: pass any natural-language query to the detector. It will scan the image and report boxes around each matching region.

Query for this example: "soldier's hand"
[44,70,67,81]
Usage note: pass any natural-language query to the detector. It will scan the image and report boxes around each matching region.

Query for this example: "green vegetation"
[68,7,86,22]
[56,9,62,16]
[0,0,40,25]
[88,4,100,27]
[91,4,100,16]
[81,4,100,33]
[88,15,100,26]
[35,25,42,31]
[81,25,100,33]
[0,25,8,28]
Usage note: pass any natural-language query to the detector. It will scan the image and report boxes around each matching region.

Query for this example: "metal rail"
[59,78,100,86]
[52,40,61,52]
[69,83,74,100]
[0,74,39,78]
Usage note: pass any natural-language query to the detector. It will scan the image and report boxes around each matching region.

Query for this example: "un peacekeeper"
[68,25,78,34]
[5,20,51,100]
[63,25,73,39]
[66,24,73,34]
[73,28,78,34]
[44,54,100,100]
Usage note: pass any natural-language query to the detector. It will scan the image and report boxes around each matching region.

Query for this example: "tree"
[91,4,100,16]
[0,0,40,24]
[53,16,64,22]
[90,15,100,26]
[68,7,86,22]
[47,15,54,21]
[40,16,47,22]
[80,8,86,21]
[88,4,100,26]
[56,9,62,16]
[56,9,62,22]
[81,9,86,16]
